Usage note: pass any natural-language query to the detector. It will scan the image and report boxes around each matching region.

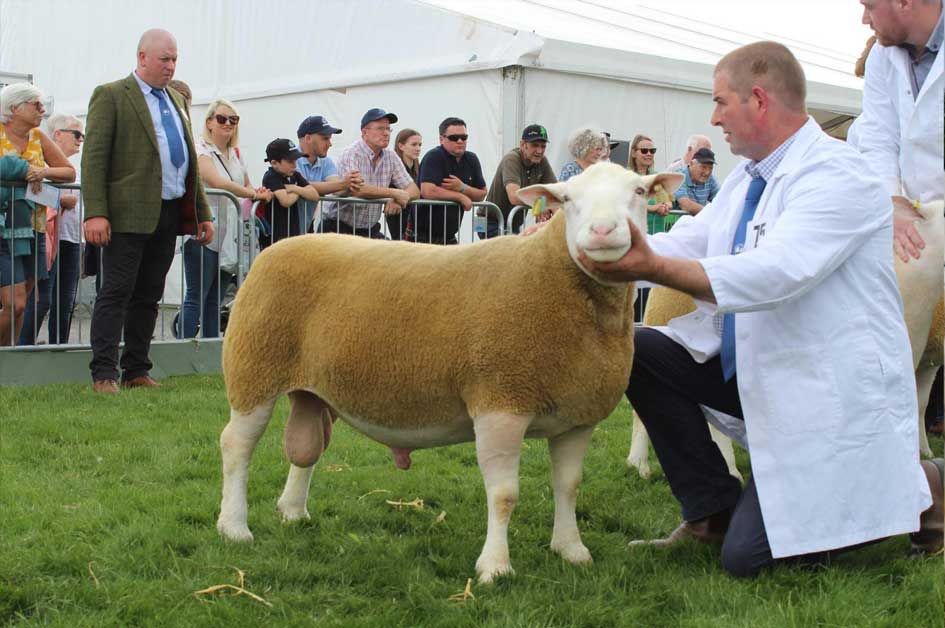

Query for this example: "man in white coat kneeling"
[582,41,943,577]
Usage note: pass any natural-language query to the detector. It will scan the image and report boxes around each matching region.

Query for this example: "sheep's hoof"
[475,557,514,584]
[551,540,593,565]
[277,499,311,523]
[217,518,254,542]
[626,454,651,478]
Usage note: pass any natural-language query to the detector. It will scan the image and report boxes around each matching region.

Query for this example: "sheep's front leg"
[473,412,530,584]
[218,400,276,541]
[548,425,595,565]
[626,412,652,478]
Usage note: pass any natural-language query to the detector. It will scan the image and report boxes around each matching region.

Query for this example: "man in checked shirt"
[317,108,419,239]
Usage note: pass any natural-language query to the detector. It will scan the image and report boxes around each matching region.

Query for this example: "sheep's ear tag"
[531,195,546,216]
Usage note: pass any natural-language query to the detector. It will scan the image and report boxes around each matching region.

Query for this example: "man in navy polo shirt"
[674,147,721,215]
[414,117,487,244]
[296,115,364,232]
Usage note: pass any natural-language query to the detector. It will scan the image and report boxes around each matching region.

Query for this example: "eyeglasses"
[369,126,392,133]
[214,114,240,125]
[637,148,657,155]
[20,100,45,113]
[58,129,84,141]
[445,134,468,142]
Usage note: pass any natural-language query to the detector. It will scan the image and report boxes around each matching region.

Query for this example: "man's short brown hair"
[715,41,807,113]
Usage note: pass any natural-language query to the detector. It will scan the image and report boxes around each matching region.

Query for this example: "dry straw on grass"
[194,567,273,608]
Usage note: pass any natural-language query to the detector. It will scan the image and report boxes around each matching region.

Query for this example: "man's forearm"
[312,179,347,196]
[465,186,487,202]
[677,197,704,215]
[352,184,398,199]
[651,255,716,303]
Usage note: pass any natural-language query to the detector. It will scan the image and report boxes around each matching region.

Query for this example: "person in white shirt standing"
[857,0,943,261]
[180,98,271,339]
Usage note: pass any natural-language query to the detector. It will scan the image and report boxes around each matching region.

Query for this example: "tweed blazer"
[81,74,211,234]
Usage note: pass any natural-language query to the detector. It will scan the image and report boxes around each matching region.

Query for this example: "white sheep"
[216,162,683,584]
[895,200,944,458]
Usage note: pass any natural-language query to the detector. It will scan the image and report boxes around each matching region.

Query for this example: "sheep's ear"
[517,182,568,210]
[641,172,684,197]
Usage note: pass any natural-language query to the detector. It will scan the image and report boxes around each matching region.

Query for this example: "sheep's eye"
[635,187,646,195]
[562,194,571,203]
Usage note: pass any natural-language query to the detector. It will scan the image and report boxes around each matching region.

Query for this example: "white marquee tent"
[1,0,865,303]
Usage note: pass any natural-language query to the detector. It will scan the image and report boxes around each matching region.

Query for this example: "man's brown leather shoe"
[123,375,161,389]
[92,379,120,394]
[911,458,944,554]
[629,508,732,548]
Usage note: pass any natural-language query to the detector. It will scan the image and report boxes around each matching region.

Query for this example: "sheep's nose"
[591,223,616,236]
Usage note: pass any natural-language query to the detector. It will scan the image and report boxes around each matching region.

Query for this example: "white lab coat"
[649,118,931,558]
[855,36,944,202]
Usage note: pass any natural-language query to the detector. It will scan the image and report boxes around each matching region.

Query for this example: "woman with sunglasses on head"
[0,83,76,346]
[629,133,674,235]
[179,98,271,338]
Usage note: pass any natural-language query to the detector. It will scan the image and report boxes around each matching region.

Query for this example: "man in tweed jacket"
[82,28,213,393]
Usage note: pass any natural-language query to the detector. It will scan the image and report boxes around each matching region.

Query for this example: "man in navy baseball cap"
[295,115,363,229]
[297,115,342,138]
[360,108,398,129]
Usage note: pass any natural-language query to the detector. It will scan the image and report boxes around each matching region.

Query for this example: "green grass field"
[2,375,942,627]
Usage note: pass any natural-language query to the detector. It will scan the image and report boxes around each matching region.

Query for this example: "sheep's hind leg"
[626,411,652,478]
[278,391,334,522]
[548,425,595,566]
[472,411,530,584]
[916,364,937,459]
[709,425,743,483]
[218,400,277,542]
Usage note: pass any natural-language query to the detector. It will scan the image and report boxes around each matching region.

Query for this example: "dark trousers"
[627,328,880,577]
[89,201,179,382]
[19,240,81,345]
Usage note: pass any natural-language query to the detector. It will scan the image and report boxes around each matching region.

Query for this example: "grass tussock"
[1,375,942,627]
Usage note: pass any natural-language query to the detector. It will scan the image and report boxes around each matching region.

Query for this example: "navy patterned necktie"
[720,175,767,382]
[151,89,185,168]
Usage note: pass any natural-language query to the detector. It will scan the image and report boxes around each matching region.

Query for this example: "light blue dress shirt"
[132,71,189,200]
[295,155,339,231]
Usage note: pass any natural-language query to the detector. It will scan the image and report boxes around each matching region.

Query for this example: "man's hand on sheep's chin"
[579,219,717,302]
[578,218,660,283]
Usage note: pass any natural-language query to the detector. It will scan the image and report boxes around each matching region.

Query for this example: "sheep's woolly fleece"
[642,286,696,326]
[921,296,944,366]
[222,210,636,427]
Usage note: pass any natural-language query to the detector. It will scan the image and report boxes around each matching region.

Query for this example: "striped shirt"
[712,128,801,337]
[323,139,413,228]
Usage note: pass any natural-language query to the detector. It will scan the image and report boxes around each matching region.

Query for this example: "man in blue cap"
[296,115,364,232]
[317,108,419,238]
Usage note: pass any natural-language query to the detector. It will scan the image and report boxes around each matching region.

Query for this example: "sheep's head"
[518,162,683,265]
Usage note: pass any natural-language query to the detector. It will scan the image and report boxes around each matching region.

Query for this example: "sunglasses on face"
[214,114,240,125]
[637,148,657,155]
[445,134,468,142]
[58,129,84,141]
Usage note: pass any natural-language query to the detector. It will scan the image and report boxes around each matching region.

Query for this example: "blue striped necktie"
[720,175,767,382]
[151,89,185,168]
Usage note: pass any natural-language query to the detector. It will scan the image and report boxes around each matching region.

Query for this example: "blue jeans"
[178,239,231,338]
